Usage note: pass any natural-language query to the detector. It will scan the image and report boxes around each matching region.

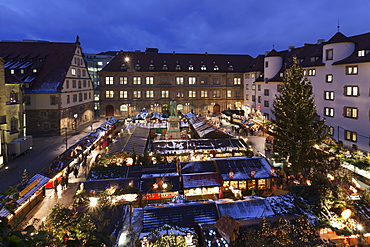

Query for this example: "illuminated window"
[120,77,128,84]
[344,86,359,96]
[344,107,358,119]
[105,90,114,98]
[133,91,141,98]
[161,91,169,98]
[146,90,154,98]
[162,64,168,70]
[176,91,184,98]
[189,90,196,98]
[346,66,358,75]
[214,65,219,70]
[233,78,241,85]
[324,107,334,117]
[146,77,154,85]
[189,77,196,85]
[201,64,206,70]
[188,65,194,70]
[307,69,316,76]
[133,77,141,85]
[120,91,128,98]
[200,90,208,98]
[71,68,76,76]
[176,77,184,85]
[326,74,333,83]
[345,130,357,142]
[176,64,181,70]
[105,76,114,85]
[227,90,232,98]
[324,91,334,100]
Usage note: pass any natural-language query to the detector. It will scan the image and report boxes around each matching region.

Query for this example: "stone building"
[99,49,253,117]
[0,37,94,136]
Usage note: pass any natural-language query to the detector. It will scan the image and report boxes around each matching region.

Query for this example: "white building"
[244,31,370,152]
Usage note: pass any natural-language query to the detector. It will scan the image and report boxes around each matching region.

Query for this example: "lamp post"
[73,114,78,133]
[63,127,68,150]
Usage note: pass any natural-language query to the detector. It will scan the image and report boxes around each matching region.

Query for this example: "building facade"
[244,31,370,152]
[99,49,252,117]
[0,37,94,136]
[85,51,119,118]
[0,58,27,166]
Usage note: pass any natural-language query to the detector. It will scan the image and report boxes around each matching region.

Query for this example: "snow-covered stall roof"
[0,174,49,218]
[142,201,219,232]
[181,160,216,174]
[151,138,248,154]
[183,172,223,188]
[216,198,275,220]
[214,157,276,180]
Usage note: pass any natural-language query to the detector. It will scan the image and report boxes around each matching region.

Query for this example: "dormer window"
[39,58,43,62]
[149,64,154,70]
[214,65,219,70]
[188,65,194,70]
[176,64,181,70]
[121,64,127,70]
[20,69,25,74]
[33,68,38,74]
[358,49,369,57]
[135,64,141,70]
[228,65,234,71]
[162,64,168,70]
[201,65,207,70]
[310,56,320,62]
[10,69,15,74]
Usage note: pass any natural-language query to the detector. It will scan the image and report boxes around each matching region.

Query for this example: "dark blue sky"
[1,0,370,57]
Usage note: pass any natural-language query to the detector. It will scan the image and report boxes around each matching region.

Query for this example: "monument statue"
[169,99,177,116]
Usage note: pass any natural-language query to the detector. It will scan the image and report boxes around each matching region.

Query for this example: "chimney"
[288,46,295,52]
[317,39,325,44]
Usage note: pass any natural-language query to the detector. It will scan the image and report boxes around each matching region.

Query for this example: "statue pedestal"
[167,116,181,139]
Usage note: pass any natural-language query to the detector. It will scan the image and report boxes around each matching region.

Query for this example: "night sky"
[1,0,370,57]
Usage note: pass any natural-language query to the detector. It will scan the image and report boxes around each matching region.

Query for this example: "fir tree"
[270,58,328,172]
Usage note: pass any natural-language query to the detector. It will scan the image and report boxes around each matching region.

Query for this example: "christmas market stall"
[151,138,249,161]
[214,157,276,197]
[181,160,223,200]
[0,173,49,225]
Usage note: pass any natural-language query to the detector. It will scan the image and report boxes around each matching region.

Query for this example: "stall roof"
[183,173,223,188]
[151,138,248,154]
[214,157,275,180]
[181,160,216,174]
[142,201,219,232]
[0,174,49,218]
[216,198,275,220]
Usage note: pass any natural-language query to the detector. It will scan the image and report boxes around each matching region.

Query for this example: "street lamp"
[74,114,78,133]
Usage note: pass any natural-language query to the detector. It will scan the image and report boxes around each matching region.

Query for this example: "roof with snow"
[142,201,219,232]
[0,174,49,218]
[216,198,275,220]
[183,172,223,188]
[214,157,275,180]
[151,138,248,154]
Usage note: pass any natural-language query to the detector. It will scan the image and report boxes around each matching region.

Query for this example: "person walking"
[60,176,66,190]
[53,178,59,192]
[73,165,79,178]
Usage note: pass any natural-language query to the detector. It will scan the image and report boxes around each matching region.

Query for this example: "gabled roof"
[0,40,79,93]
[326,32,353,44]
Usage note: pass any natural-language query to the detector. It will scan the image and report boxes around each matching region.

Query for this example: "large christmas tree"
[270,58,327,172]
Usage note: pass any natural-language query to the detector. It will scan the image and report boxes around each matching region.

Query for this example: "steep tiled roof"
[0,41,78,93]
[102,51,253,73]
[332,32,370,65]
[4,69,22,84]
[326,32,353,44]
